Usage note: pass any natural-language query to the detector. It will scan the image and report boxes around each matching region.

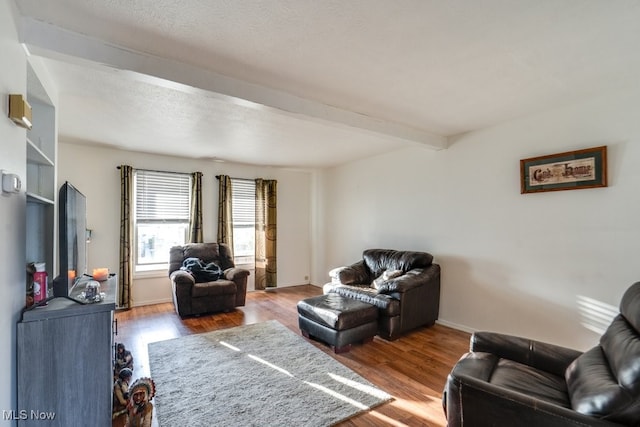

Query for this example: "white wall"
[58,143,312,306]
[1,1,27,423]
[316,88,640,351]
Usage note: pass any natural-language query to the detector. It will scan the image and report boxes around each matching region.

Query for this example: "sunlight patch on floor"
[303,381,370,410]
[328,372,392,399]
[219,340,241,352]
[143,329,181,344]
[247,353,294,377]
[381,394,444,426]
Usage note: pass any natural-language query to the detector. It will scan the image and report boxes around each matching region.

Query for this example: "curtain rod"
[116,166,202,176]
[216,175,252,181]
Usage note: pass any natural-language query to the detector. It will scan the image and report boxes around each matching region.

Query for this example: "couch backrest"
[362,249,433,278]
[565,281,640,425]
[168,242,235,275]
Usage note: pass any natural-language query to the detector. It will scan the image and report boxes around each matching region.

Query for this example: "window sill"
[134,267,168,279]
[235,262,255,269]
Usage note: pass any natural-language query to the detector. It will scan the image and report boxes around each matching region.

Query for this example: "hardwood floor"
[114,285,470,427]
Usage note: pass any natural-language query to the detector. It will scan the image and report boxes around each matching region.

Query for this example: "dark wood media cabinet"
[17,274,117,426]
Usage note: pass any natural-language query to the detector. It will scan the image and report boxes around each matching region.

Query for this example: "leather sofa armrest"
[471,331,582,376]
[329,260,370,285]
[224,267,250,282]
[444,352,619,427]
[376,264,439,294]
[170,270,195,287]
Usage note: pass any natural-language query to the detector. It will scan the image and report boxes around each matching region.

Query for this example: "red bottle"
[33,263,47,304]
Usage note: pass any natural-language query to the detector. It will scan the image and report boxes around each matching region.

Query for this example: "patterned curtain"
[188,171,203,243]
[255,179,277,289]
[118,165,133,309]
[217,175,234,254]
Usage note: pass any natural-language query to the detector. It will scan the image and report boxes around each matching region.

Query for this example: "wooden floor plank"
[114,285,470,427]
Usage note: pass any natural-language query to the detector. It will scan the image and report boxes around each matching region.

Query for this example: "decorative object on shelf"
[8,94,32,129]
[85,280,100,300]
[26,263,35,308]
[32,262,48,305]
[92,267,109,281]
[80,280,105,303]
[520,145,607,194]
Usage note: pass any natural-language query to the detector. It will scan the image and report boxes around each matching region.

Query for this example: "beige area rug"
[148,320,392,427]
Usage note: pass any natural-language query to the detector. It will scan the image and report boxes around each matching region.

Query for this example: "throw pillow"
[372,269,403,290]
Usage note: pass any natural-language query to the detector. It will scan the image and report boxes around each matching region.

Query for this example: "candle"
[92,268,109,281]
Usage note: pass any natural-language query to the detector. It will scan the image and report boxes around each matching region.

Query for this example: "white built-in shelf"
[26,191,54,205]
[26,137,54,167]
[25,61,56,300]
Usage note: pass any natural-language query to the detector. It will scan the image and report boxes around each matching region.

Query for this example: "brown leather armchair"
[323,249,440,340]
[168,243,249,317]
[443,282,640,426]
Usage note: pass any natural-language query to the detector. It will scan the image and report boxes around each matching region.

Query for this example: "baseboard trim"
[132,297,172,307]
[436,319,476,334]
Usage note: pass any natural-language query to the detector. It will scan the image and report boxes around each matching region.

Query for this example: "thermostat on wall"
[1,170,22,193]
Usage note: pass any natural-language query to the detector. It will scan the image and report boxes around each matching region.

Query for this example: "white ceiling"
[12,0,640,168]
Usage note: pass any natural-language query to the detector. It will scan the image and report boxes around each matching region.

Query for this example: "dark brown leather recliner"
[443,282,640,426]
[323,249,440,340]
[168,243,249,317]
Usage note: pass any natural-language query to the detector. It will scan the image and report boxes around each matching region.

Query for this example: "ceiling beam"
[19,17,447,150]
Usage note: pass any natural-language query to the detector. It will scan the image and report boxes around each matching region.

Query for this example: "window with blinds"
[134,170,191,270]
[231,178,255,265]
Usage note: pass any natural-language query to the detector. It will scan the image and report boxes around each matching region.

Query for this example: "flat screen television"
[53,181,88,299]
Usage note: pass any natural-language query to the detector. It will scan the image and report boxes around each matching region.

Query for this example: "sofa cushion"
[565,345,639,424]
[363,249,432,278]
[184,243,219,262]
[329,262,370,285]
[620,281,640,332]
[491,358,571,408]
[449,352,571,408]
[372,269,403,290]
[191,280,236,297]
[600,315,640,395]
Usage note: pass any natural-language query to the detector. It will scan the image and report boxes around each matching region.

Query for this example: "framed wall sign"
[520,146,607,194]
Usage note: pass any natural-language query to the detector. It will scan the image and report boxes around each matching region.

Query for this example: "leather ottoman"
[297,293,378,353]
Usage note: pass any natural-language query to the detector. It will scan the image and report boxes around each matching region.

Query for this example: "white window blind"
[231,179,255,225]
[231,178,255,264]
[135,170,191,222]
[134,170,191,270]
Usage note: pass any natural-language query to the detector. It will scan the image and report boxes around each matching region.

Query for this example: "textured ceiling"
[12,0,640,168]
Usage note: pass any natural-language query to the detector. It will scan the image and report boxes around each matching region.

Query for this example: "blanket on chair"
[180,257,223,283]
